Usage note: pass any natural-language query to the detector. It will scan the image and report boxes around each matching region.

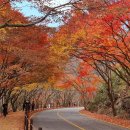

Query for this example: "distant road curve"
[32,107,129,130]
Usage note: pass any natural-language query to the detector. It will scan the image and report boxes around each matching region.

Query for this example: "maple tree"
[50,0,130,116]
[53,0,130,85]
[0,9,68,112]
[56,59,99,110]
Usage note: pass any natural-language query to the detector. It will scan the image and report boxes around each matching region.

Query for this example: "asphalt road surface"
[32,107,129,130]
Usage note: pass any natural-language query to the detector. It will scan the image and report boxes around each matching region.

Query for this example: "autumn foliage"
[51,0,130,116]
[0,0,130,119]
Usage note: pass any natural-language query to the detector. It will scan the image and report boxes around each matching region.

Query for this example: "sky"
[12,0,69,27]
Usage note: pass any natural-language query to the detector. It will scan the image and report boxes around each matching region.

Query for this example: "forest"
[0,0,130,119]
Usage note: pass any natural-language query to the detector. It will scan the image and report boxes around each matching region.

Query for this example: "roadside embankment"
[80,110,130,129]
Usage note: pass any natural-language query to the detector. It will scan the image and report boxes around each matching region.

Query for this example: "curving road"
[32,107,129,130]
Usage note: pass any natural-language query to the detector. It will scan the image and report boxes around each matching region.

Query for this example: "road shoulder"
[80,110,130,129]
[0,111,24,130]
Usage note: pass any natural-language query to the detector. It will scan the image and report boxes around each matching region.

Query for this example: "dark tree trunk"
[107,82,117,116]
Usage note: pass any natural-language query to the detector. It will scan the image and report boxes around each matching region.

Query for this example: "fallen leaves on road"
[0,111,24,130]
[80,110,130,129]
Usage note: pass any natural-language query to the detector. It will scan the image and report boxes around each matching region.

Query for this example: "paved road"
[32,107,129,130]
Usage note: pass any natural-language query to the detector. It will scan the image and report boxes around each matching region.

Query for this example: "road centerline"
[57,111,86,130]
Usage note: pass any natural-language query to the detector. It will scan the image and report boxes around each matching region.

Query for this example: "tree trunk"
[82,95,88,110]
[11,102,17,112]
[111,100,117,116]
[107,83,117,116]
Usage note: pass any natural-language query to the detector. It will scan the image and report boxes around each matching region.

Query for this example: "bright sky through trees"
[12,0,69,27]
